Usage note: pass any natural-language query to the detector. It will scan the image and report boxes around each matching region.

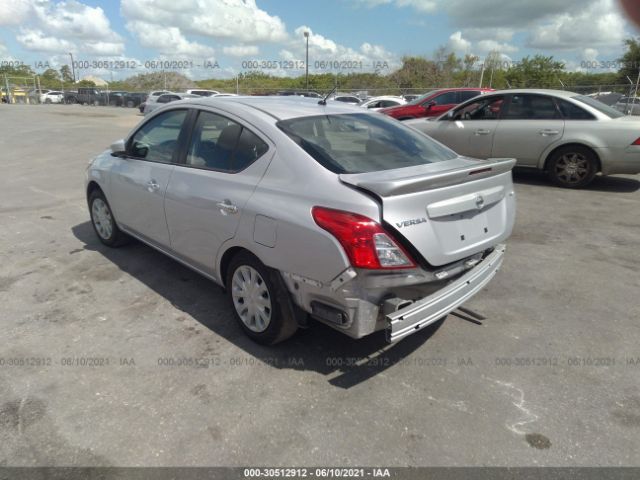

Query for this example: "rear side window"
[459,90,481,102]
[277,113,457,174]
[503,94,560,120]
[556,99,595,120]
[128,109,187,163]
[185,111,268,172]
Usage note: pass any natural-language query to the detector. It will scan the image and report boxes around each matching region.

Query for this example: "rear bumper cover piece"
[386,244,506,342]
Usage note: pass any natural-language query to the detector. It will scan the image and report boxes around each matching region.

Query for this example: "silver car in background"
[406,89,640,188]
[143,92,200,115]
[614,96,640,115]
[86,97,516,345]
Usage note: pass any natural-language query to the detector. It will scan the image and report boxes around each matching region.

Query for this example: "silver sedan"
[86,96,515,344]
[405,89,640,188]
[143,92,200,115]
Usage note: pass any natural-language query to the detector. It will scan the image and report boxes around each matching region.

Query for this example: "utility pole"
[236,75,239,95]
[304,31,310,91]
[69,52,76,83]
[478,61,485,88]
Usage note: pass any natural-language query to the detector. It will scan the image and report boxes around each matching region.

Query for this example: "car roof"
[483,89,580,98]
[183,95,367,120]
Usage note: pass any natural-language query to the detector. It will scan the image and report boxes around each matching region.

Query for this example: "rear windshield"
[573,95,624,118]
[277,113,457,174]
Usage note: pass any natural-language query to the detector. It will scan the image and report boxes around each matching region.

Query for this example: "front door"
[109,108,189,247]
[427,95,505,158]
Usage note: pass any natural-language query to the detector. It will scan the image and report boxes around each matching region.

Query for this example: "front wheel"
[226,252,298,345]
[546,146,598,188]
[88,190,127,247]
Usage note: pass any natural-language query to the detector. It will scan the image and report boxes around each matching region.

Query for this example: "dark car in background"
[123,92,147,108]
[381,88,493,120]
[64,87,108,106]
[107,91,129,107]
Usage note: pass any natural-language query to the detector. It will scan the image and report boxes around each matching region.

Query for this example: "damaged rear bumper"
[386,244,505,342]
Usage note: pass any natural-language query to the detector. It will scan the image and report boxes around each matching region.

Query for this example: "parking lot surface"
[1,104,639,466]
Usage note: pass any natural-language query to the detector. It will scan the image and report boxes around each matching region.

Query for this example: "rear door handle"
[216,200,238,215]
[539,129,560,136]
[474,129,491,135]
[146,180,159,192]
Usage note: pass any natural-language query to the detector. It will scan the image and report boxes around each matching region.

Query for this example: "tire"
[88,189,128,247]
[45,98,51,104]
[546,145,598,188]
[226,251,298,345]
[67,97,77,104]
[126,100,134,108]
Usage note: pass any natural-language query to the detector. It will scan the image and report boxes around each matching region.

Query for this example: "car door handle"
[146,180,160,192]
[539,129,560,136]
[474,129,491,135]
[216,200,238,215]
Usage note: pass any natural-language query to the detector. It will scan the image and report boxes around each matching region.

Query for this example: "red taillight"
[311,207,416,270]
[632,137,640,146]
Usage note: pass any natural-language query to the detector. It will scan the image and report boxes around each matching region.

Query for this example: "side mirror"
[425,101,436,110]
[444,110,455,120]
[110,139,126,156]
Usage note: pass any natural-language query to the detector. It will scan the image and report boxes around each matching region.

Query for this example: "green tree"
[504,55,565,88]
[617,38,640,84]
[60,65,74,83]
[40,68,61,88]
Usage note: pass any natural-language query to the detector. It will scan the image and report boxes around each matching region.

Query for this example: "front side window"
[128,109,187,163]
[452,96,504,121]
[186,111,268,172]
[430,92,457,106]
[277,113,457,174]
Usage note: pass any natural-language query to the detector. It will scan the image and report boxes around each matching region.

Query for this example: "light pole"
[69,52,76,83]
[304,31,309,91]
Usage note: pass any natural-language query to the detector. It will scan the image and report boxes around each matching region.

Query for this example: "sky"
[0,0,638,81]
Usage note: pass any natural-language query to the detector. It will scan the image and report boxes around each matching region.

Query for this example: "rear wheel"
[226,252,298,345]
[126,100,134,108]
[546,146,598,188]
[88,189,127,247]
[45,98,52,104]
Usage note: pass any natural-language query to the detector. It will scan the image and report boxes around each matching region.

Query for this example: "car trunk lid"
[340,157,516,266]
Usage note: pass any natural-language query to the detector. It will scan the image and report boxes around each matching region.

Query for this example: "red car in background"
[380,88,494,120]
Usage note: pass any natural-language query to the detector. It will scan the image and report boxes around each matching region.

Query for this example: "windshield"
[277,113,457,174]
[408,90,440,105]
[573,95,624,118]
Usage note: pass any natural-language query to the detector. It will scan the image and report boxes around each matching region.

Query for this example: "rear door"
[164,109,273,275]
[491,94,564,166]
[109,108,189,247]
[426,95,505,158]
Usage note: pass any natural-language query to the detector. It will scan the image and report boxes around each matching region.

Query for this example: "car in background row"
[359,96,406,111]
[614,96,640,115]
[86,96,515,345]
[406,89,640,188]
[586,91,623,106]
[276,90,322,98]
[331,95,362,104]
[185,89,220,97]
[381,88,493,120]
[41,91,64,103]
[123,92,147,108]
[142,92,200,115]
[107,91,129,107]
